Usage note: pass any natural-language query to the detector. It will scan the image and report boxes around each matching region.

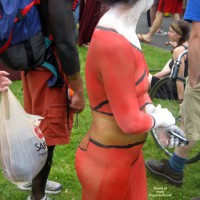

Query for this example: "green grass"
[0,45,199,200]
[141,44,171,71]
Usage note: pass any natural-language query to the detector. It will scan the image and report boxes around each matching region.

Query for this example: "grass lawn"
[0,44,199,200]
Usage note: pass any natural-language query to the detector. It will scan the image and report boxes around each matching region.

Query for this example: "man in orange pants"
[20,1,85,199]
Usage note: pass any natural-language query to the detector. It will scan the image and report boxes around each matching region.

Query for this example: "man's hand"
[154,125,187,148]
[166,125,187,148]
[70,90,85,113]
[67,73,85,113]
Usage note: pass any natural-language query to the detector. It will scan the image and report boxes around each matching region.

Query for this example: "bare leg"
[175,140,196,158]
[175,118,196,158]
[172,13,181,21]
[150,3,158,26]
[138,11,164,42]
[148,11,164,38]
[30,146,55,200]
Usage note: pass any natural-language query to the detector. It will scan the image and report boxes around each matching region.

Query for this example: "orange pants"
[21,68,73,146]
[75,138,147,200]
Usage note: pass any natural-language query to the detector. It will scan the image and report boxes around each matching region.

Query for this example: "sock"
[168,153,186,173]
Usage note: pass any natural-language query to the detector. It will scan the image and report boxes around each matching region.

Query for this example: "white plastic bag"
[0,89,48,186]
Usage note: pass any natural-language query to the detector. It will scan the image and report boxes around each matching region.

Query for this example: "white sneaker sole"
[18,186,62,194]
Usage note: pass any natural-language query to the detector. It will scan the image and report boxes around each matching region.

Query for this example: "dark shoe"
[145,159,183,186]
[191,197,200,200]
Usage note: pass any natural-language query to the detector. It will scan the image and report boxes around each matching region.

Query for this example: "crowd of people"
[0,0,200,200]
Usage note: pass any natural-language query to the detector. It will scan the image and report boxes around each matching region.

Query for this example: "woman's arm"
[44,0,85,113]
[48,0,80,76]
[154,59,172,78]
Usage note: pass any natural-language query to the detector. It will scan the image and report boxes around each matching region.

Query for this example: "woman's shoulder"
[173,45,185,59]
[172,45,187,59]
[173,45,188,54]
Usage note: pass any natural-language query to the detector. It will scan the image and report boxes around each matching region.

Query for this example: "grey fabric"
[0,31,45,71]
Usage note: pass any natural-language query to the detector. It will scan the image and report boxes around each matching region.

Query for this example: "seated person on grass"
[148,19,190,102]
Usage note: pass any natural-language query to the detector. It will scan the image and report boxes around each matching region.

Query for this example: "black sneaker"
[145,159,183,186]
[190,197,200,200]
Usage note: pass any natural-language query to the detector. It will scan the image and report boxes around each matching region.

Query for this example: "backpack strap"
[42,61,58,87]
[0,0,40,54]
[14,0,40,23]
[0,32,13,53]
[41,37,64,88]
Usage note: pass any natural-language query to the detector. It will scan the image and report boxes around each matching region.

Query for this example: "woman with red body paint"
[75,0,184,199]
